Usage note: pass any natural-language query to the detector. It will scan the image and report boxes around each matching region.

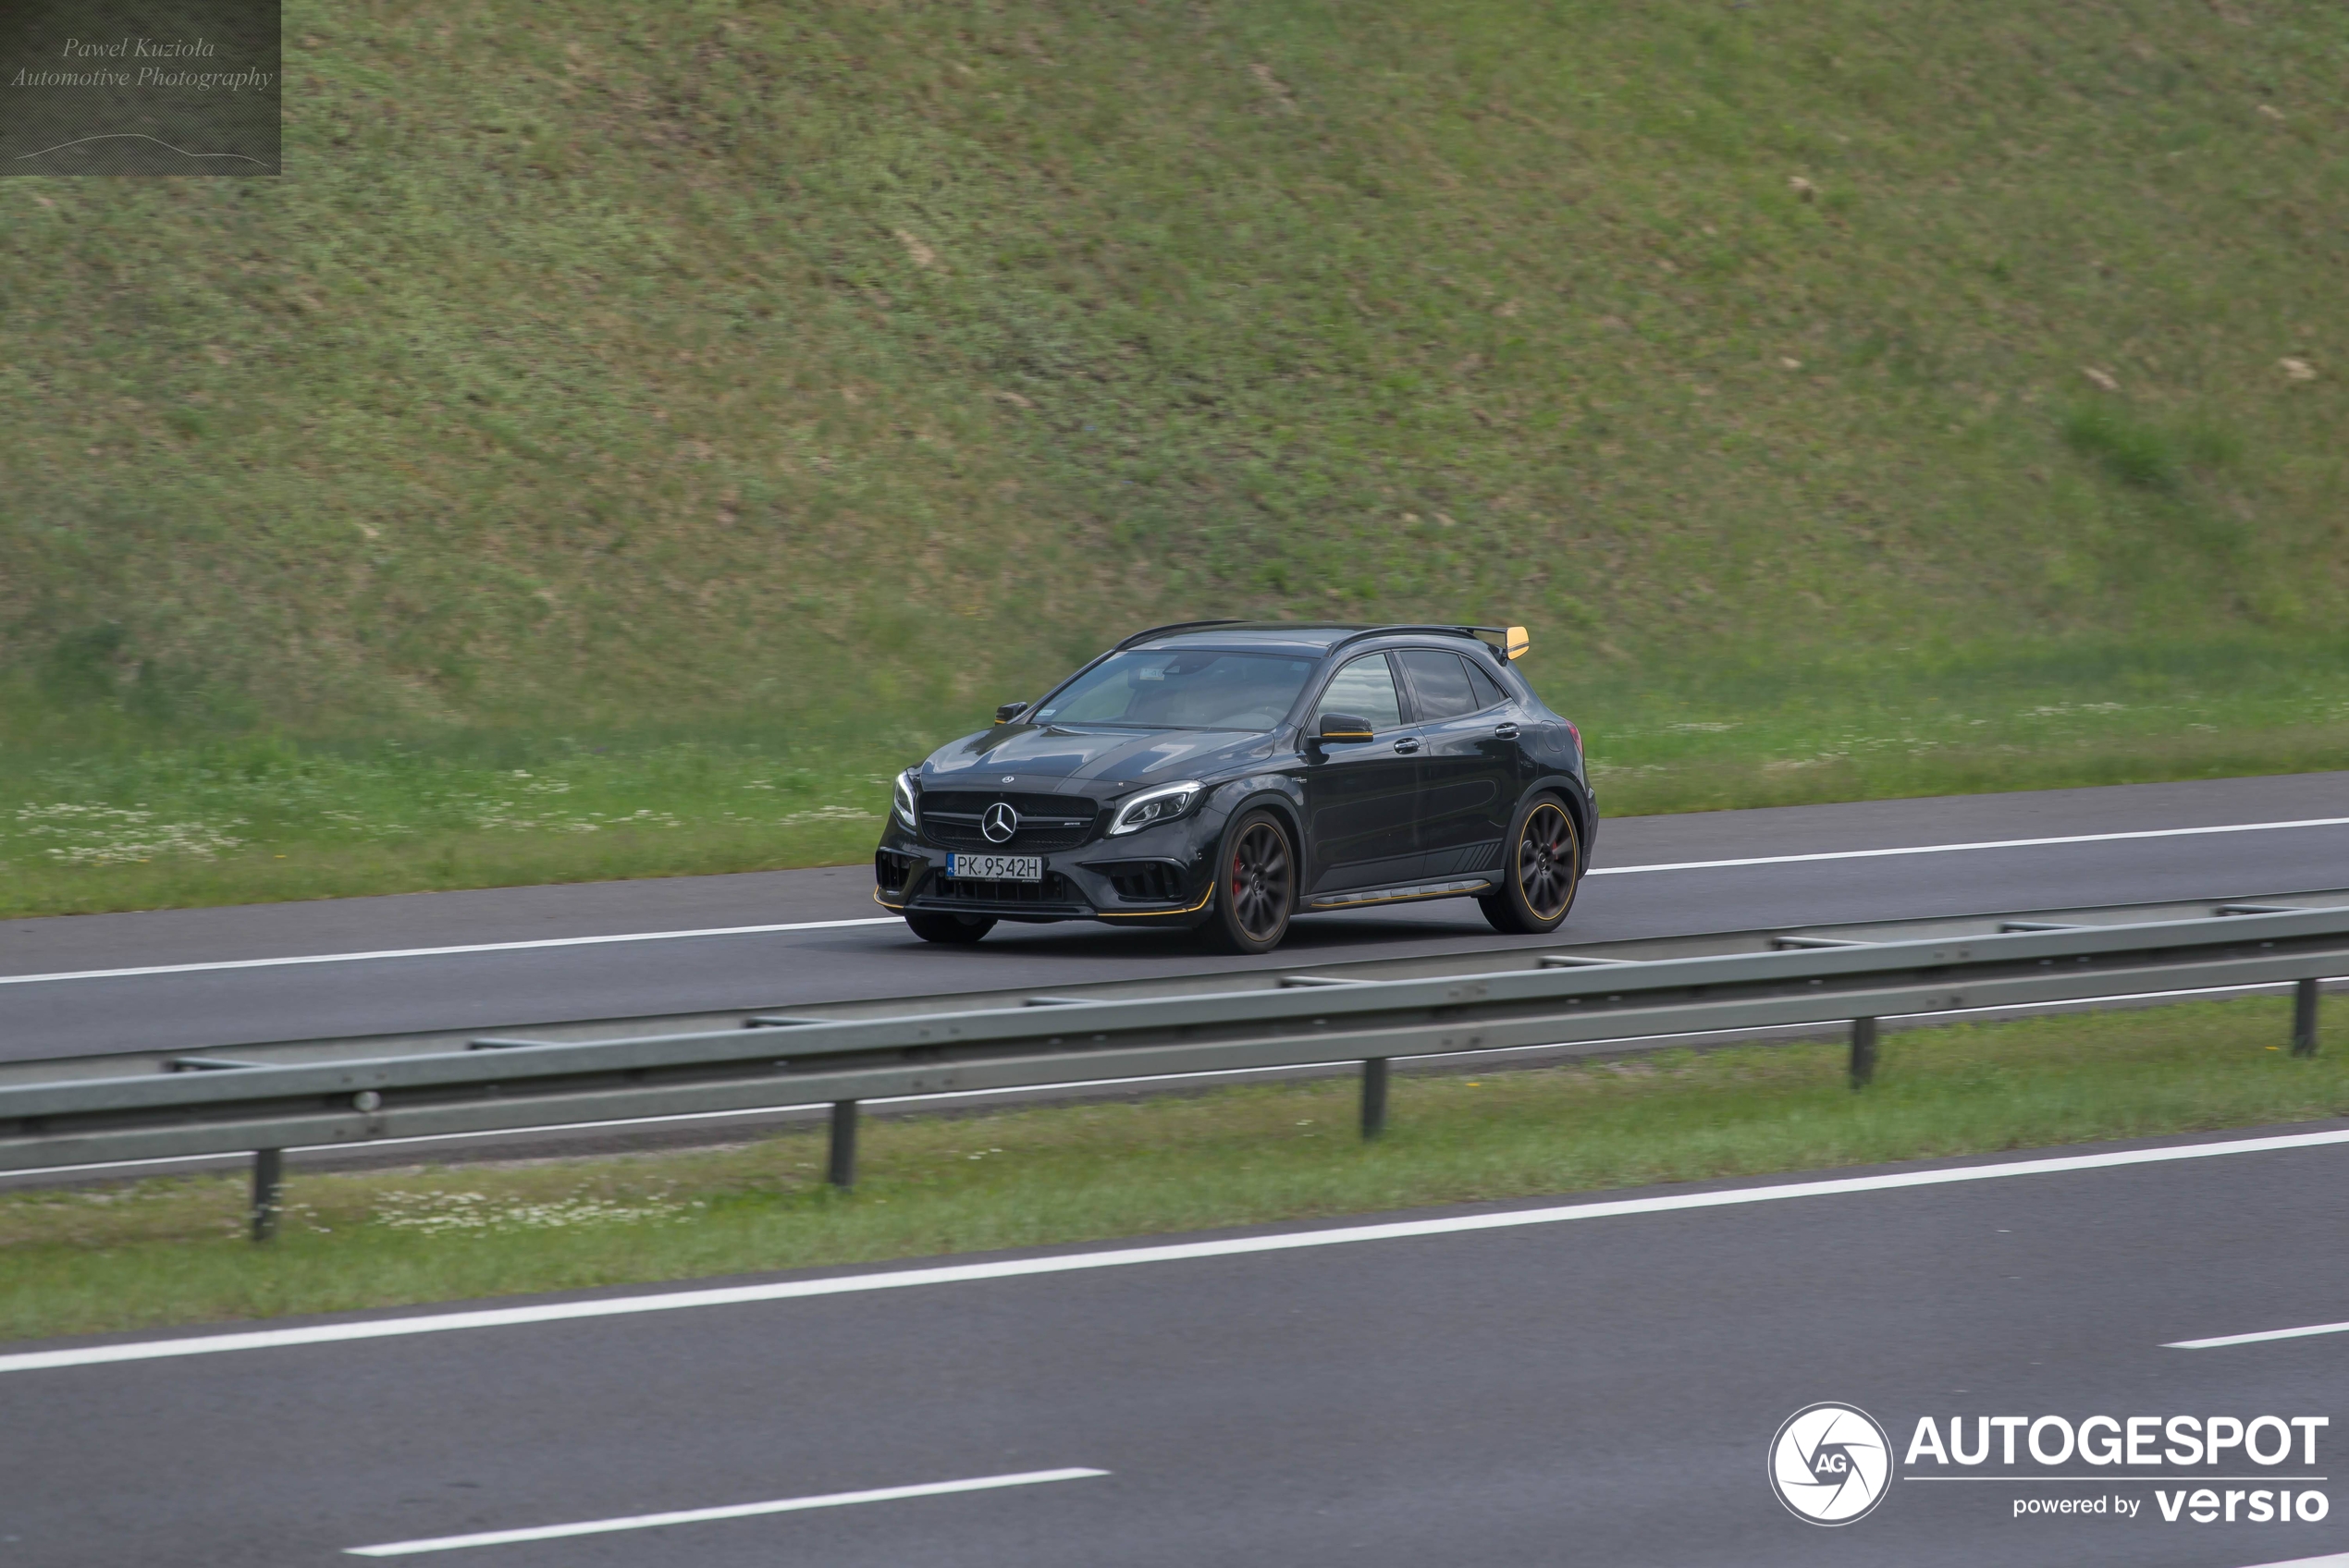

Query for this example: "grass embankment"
[4,0,2346,913]
[5,994,2339,1345]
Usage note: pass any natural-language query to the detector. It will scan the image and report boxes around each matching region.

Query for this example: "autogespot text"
[1903,1414,2331,1526]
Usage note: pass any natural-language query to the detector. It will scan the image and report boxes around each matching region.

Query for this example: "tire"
[905,910,996,944]
[1479,793,1582,936]
[1199,807,1297,954]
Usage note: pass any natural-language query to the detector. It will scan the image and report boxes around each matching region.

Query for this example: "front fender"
[1199,773,1307,854]
[1184,776,1309,896]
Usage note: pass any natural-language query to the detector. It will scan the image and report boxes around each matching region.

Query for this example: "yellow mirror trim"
[1505,625,1530,660]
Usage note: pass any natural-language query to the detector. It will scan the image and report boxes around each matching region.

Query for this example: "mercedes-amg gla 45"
[874,621,1594,953]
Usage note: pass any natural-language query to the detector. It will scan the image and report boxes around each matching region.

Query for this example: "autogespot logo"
[1770,1403,1895,1525]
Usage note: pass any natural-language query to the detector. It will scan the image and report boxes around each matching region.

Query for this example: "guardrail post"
[1850,1018,1878,1089]
[2294,979,2320,1058]
[250,1148,284,1243]
[827,1100,859,1189]
[1360,1058,1389,1140]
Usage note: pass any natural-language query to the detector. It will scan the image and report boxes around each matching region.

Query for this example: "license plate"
[949,852,1042,882]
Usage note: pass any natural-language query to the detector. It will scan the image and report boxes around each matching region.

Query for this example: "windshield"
[1034,650,1319,731]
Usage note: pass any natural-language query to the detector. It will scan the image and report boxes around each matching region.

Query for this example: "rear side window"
[1317,655,1404,730]
[1463,658,1508,712]
[1396,650,1480,720]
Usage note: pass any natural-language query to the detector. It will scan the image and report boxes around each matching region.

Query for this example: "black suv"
[874,621,1594,952]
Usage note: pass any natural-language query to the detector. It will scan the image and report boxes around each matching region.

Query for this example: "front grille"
[919,791,1099,851]
[1089,859,1188,902]
[929,872,1082,906]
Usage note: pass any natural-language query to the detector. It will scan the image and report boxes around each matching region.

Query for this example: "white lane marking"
[1585,815,2349,876]
[6,1125,2348,1376]
[6,815,2344,987]
[344,1467,1108,1557]
[0,917,904,986]
[2229,1556,2349,1568]
[2170,1318,2349,1350]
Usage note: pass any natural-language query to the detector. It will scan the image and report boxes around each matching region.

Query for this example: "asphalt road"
[5,771,2348,1063]
[7,1125,2348,1567]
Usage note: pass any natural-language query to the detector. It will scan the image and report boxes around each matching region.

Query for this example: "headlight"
[1109,780,1204,836]
[893,769,918,828]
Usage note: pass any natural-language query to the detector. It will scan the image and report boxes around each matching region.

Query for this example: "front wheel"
[905,911,995,944]
[1479,793,1581,935]
[1199,808,1297,954]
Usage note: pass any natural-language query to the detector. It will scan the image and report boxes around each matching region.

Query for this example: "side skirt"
[1305,876,1498,913]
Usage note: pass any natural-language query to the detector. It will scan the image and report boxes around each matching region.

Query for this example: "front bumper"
[873,818,1217,925]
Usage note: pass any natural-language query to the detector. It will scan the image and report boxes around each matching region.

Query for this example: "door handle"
[1494,722,1520,741]
[1392,737,1421,754]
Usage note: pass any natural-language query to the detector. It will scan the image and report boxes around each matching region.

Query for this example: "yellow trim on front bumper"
[1097,883,1215,918]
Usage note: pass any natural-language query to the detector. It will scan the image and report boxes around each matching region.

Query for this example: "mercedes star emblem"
[981,802,1020,843]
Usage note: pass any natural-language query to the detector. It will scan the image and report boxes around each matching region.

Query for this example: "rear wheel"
[1479,793,1581,935]
[905,911,995,944]
[1199,809,1296,954]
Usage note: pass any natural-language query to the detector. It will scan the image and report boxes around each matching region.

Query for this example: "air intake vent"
[931,872,1081,905]
[1092,860,1187,903]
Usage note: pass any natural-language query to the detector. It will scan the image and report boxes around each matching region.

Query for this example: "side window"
[1396,650,1479,721]
[1463,657,1508,712]
[1316,655,1404,730]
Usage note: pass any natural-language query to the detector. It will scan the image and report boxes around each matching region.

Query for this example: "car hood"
[920,724,1273,794]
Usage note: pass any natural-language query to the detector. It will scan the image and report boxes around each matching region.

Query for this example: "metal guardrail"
[2,904,2340,1239]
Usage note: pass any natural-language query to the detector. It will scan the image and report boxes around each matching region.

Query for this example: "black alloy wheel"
[1202,809,1296,953]
[905,910,996,944]
[1479,794,1580,935]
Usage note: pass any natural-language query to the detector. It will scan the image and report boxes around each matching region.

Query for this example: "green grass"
[4,0,2348,913]
[5,994,2340,1344]
[0,724,898,916]
[5,636,2347,917]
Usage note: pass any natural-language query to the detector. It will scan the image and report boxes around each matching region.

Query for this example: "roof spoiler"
[1466,625,1531,660]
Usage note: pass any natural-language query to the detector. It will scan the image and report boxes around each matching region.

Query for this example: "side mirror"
[994,702,1030,725]
[1315,712,1375,744]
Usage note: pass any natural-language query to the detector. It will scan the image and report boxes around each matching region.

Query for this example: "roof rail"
[1324,623,1531,661]
[1114,619,1251,650]
[1324,624,1470,656]
[1112,620,1530,661]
